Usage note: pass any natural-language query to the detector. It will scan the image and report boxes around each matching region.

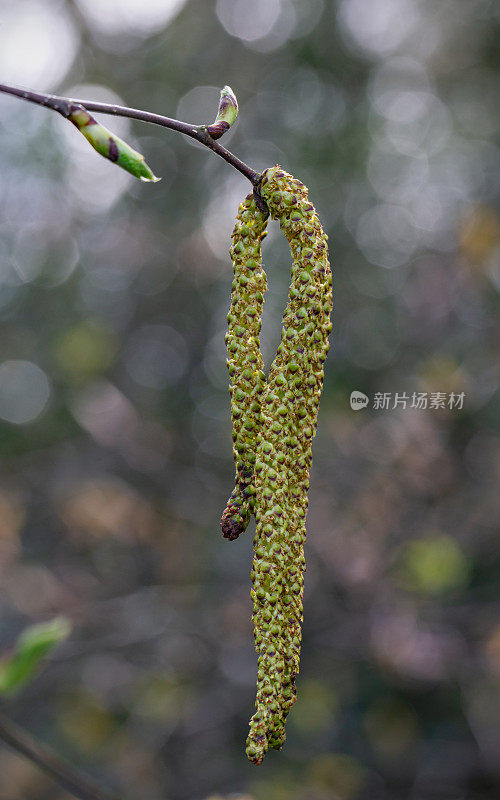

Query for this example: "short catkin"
[223,166,332,765]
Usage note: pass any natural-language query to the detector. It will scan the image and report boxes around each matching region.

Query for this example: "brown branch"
[0,82,264,192]
[0,712,118,800]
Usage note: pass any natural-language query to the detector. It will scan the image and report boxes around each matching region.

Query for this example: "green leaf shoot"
[68,105,161,183]
[0,617,71,696]
[207,85,239,139]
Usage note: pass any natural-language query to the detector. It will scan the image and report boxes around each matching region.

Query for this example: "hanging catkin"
[223,166,332,765]
[221,193,269,541]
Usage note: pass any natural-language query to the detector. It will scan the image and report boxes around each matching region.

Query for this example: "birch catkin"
[223,166,332,764]
[221,193,269,541]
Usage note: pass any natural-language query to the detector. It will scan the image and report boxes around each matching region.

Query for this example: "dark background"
[0,1,499,798]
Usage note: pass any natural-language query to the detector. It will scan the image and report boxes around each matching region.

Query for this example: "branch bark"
[0,712,118,800]
[0,82,265,194]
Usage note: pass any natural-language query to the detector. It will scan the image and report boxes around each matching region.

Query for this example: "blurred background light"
[0,0,79,88]
[216,0,282,43]
[75,0,188,36]
[123,323,188,389]
[0,360,50,424]
[356,203,421,268]
[338,0,418,57]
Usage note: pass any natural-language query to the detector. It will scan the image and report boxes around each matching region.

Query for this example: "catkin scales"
[222,166,332,764]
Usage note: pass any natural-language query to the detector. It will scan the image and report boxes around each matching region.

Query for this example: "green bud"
[208,85,239,139]
[68,105,160,182]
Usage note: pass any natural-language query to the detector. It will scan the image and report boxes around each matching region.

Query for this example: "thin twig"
[0,82,264,191]
[0,712,118,800]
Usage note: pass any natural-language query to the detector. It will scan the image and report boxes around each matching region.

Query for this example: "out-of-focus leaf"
[402,533,470,594]
[54,320,117,380]
[0,617,71,696]
[308,753,366,798]
[290,678,337,734]
[57,691,117,756]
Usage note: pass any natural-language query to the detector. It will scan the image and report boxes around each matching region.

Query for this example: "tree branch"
[0,82,264,192]
[0,712,118,800]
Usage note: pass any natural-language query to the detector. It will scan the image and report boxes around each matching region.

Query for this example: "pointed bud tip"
[67,104,160,184]
[221,85,237,104]
[213,85,239,129]
[140,174,161,184]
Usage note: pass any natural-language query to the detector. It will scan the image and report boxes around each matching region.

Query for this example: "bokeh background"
[0,1,499,798]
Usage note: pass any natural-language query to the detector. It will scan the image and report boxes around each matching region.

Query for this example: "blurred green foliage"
[0,618,71,696]
[401,533,470,595]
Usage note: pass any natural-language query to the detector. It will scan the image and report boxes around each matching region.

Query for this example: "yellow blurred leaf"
[57,478,159,541]
[401,532,470,594]
[308,753,365,799]
[418,356,468,396]
[132,674,193,724]
[460,205,500,267]
[54,320,117,380]
[0,491,25,572]
[290,678,337,734]
[58,692,117,756]
[363,698,418,759]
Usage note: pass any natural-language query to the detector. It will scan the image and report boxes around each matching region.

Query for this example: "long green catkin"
[222,166,332,765]
[221,193,269,541]
[246,166,332,764]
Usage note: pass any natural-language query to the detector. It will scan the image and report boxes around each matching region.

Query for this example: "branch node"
[253,178,269,215]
